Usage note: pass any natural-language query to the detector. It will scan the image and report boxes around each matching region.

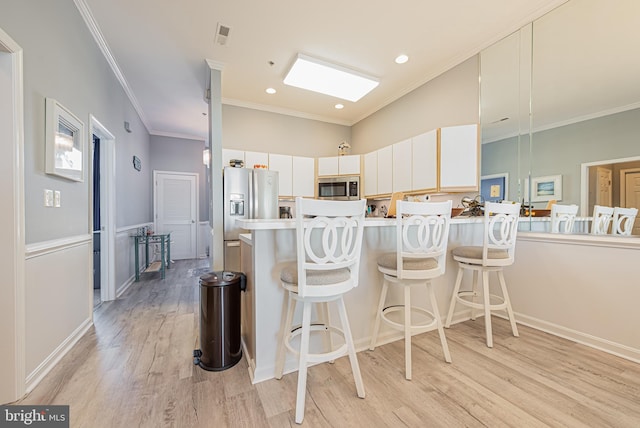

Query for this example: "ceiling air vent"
[215,23,231,46]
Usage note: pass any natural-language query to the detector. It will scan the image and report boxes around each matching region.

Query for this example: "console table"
[133,233,171,281]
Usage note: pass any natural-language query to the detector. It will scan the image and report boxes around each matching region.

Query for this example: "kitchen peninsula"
[237,215,640,384]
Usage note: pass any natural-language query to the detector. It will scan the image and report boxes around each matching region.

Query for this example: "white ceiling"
[79,0,567,141]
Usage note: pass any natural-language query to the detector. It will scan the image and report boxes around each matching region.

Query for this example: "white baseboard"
[515,312,640,364]
[25,318,93,393]
[117,276,135,298]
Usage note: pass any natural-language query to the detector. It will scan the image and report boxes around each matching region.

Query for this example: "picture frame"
[45,98,85,182]
[525,174,562,202]
[480,173,509,202]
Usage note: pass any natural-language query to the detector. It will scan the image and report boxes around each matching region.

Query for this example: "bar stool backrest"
[394,200,452,280]
[612,206,638,236]
[483,202,521,267]
[550,204,579,233]
[591,205,614,235]
[294,197,366,298]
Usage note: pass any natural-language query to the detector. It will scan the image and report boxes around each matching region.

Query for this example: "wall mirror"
[481,0,640,235]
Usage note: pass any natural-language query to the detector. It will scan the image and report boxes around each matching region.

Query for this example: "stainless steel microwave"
[317,176,360,200]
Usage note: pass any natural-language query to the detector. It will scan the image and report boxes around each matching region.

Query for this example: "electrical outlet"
[54,190,61,207]
[44,189,53,207]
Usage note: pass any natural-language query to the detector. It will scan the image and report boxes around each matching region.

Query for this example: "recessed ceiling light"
[395,54,409,64]
[284,53,379,102]
[335,104,344,109]
[265,87,276,94]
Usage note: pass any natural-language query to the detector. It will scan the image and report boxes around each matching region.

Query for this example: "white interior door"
[155,171,198,260]
[622,169,640,235]
[595,167,612,207]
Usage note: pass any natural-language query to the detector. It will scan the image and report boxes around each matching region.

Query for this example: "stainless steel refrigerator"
[223,166,279,271]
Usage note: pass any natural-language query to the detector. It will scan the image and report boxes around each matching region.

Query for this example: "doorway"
[154,171,198,260]
[0,27,26,404]
[620,167,640,235]
[90,115,116,302]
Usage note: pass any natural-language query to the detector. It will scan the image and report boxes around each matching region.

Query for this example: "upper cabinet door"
[377,146,393,195]
[363,151,378,197]
[338,155,361,175]
[222,149,245,168]
[268,153,293,197]
[245,151,269,169]
[392,139,412,192]
[292,156,315,197]
[411,130,438,192]
[439,124,479,192]
[317,157,339,176]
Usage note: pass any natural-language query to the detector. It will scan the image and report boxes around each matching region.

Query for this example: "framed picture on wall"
[45,98,85,182]
[525,174,562,202]
[480,173,508,202]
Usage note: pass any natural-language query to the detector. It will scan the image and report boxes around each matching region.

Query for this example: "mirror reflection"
[481,0,640,235]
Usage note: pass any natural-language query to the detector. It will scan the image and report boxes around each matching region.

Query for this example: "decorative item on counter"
[338,141,351,156]
[460,195,485,216]
[229,159,244,167]
[379,205,388,218]
[253,164,268,169]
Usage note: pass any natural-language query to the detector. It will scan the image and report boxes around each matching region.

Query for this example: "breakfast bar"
[237,216,640,384]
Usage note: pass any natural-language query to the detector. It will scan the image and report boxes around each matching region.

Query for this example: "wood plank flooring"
[19,259,640,427]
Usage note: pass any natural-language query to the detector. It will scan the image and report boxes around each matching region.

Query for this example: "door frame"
[153,170,199,259]
[619,167,640,207]
[0,26,26,403]
[580,155,640,216]
[89,115,116,302]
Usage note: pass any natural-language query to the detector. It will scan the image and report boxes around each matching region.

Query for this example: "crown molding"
[149,130,206,142]
[222,98,352,127]
[73,0,150,134]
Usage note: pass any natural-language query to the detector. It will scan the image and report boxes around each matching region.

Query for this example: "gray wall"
[1,0,152,242]
[351,57,480,152]
[482,107,640,207]
[149,135,208,221]
[222,104,350,157]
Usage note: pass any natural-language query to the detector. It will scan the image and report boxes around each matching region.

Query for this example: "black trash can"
[194,271,246,371]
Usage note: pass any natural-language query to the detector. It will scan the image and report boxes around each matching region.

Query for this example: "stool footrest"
[284,323,348,363]
[380,305,438,332]
[456,291,508,311]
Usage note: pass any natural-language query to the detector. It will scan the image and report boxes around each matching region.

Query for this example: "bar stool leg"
[369,279,389,351]
[295,301,312,424]
[482,271,493,348]
[445,265,464,328]
[275,291,295,380]
[404,285,412,380]
[428,282,451,363]
[319,302,334,362]
[337,296,365,398]
[498,271,519,337]
[470,270,479,321]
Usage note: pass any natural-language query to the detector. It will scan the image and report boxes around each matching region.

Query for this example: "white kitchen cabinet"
[411,129,438,192]
[377,146,393,195]
[268,153,293,197]
[439,124,479,192]
[317,157,339,176]
[244,151,269,169]
[392,139,412,192]
[363,151,378,197]
[222,149,244,168]
[338,155,361,175]
[292,156,315,197]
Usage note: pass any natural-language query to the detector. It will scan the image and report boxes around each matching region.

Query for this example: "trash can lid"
[200,271,243,287]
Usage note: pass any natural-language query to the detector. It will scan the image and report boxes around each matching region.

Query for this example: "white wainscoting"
[198,221,211,259]
[24,235,93,392]
[505,233,640,363]
[115,223,154,297]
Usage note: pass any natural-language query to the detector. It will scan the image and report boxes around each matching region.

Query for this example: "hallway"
[18,259,640,427]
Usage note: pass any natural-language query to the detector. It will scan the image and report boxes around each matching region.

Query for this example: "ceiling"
[79,0,567,142]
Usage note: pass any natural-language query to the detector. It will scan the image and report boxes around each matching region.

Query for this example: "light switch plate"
[44,189,53,207]
[54,190,61,207]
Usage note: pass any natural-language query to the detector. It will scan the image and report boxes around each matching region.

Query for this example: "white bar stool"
[612,206,638,235]
[444,202,521,348]
[369,200,453,380]
[550,204,578,233]
[274,197,366,424]
[591,205,614,234]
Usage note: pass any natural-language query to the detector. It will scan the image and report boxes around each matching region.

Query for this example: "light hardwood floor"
[19,259,640,427]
